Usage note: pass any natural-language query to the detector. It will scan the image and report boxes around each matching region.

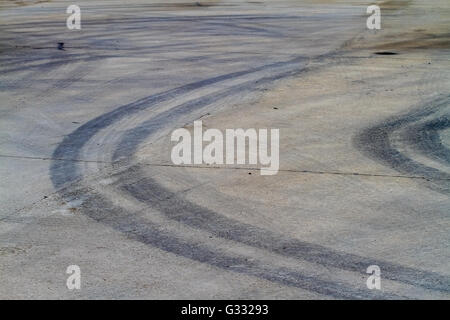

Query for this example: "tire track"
[118,170,450,294]
[404,116,450,166]
[50,56,450,297]
[354,95,450,194]
[66,186,404,300]
[50,54,310,187]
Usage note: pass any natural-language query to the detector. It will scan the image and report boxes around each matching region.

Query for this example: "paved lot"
[0,0,449,299]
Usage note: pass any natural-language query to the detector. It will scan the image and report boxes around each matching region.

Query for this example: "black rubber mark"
[120,170,450,294]
[374,51,397,55]
[404,116,450,166]
[49,45,450,296]
[51,53,311,187]
[354,95,450,194]
[112,67,303,161]
[73,189,404,299]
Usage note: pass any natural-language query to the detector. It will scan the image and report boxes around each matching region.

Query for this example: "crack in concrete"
[0,154,113,164]
[138,162,450,181]
[2,153,447,181]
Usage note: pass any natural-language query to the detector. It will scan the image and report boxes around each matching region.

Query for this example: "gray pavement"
[0,0,449,299]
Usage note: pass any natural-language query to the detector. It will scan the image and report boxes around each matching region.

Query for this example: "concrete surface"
[0,0,449,299]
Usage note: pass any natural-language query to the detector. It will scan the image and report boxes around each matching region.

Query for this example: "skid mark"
[355,95,450,194]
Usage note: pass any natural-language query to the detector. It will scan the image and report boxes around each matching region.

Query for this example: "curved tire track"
[50,52,450,297]
[355,95,450,194]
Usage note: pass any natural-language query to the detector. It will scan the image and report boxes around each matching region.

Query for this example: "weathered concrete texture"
[0,0,449,299]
